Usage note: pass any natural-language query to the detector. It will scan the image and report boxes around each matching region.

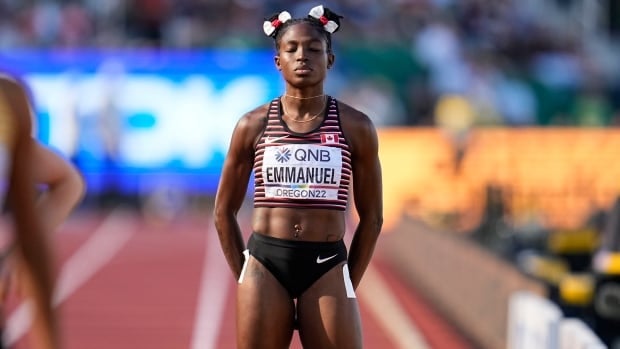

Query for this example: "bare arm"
[2,78,59,349]
[213,109,266,279]
[32,141,85,232]
[343,107,383,289]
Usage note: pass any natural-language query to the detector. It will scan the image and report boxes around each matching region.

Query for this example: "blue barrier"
[0,49,283,194]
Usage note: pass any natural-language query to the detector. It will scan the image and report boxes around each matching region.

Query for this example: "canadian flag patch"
[320,133,339,144]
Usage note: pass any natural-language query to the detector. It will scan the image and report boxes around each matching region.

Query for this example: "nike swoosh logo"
[265,135,289,143]
[316,254,338,264]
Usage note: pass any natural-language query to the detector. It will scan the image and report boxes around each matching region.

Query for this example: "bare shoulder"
[337,99,374,126]
[231,101,271,149]
[0,74,19,88]
[0,74,24,102]
[0,74,31,135]
[238,102,270,130]
[336,99,378,153]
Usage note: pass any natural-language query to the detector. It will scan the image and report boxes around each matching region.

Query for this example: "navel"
[293,223,302,238]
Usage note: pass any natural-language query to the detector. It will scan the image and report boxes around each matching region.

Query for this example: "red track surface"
[3,209,474,349]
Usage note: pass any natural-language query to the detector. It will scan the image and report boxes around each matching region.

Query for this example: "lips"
[295,66,312,73]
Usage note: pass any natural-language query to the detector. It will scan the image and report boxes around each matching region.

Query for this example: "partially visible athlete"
[0,140,84,349]
[0,75,62,348]
[214,5,383,349]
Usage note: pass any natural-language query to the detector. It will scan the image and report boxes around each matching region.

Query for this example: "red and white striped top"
[253,96,352,211]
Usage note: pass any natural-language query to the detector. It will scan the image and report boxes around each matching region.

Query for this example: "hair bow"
[308,5,342,33]
[263,11,292,37]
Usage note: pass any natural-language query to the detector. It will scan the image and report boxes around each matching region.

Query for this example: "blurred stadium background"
[1,0,620,348]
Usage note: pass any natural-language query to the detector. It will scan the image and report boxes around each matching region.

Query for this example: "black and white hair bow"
[308,5,342,34]
[263,11,292,37]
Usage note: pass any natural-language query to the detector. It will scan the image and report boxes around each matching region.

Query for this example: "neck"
[281,95,327,122]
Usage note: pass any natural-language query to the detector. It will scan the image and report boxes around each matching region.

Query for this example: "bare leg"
[297,263,363,349]
[237,256,295,349]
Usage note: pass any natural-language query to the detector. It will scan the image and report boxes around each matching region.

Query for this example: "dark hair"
[263,6,343,53]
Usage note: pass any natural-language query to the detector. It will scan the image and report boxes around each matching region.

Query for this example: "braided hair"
[263,5,343,53]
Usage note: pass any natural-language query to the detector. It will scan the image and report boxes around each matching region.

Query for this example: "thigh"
[237,255,295,349]
[296,263,363,349]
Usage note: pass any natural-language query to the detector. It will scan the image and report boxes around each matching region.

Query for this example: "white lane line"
[190,224,231,349]
[4,209,136,346]
[357,263,431,349]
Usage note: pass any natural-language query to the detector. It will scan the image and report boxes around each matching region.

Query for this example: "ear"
[274,55,282,71]
[327,53,335,69]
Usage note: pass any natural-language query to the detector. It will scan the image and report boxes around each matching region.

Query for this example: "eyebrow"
[282,37,324,45]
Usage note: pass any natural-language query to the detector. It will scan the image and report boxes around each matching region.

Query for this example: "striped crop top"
[253,96,352,211]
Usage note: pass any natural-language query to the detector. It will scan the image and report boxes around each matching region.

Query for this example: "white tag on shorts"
[343,264,356,299]
[238,249,250,284]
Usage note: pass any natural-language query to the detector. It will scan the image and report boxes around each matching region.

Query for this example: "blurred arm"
[2,77,59,349]
[32,141,86,232]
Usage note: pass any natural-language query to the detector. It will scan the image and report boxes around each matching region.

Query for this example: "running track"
[3,208,475,349]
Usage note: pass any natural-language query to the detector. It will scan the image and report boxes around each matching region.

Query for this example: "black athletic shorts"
[243,233,348,298]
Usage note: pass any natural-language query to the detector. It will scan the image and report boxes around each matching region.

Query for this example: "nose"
[296,47,309,61]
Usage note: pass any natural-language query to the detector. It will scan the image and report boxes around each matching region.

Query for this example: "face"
[274,22,335,88]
